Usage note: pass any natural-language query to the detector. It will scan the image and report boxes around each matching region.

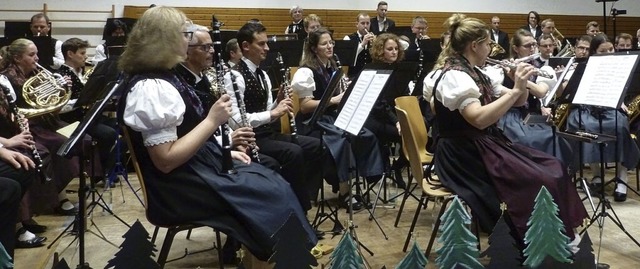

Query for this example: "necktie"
[255,68,268,92]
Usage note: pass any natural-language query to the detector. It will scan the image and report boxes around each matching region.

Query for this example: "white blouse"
[123,79,186,147]
[435,69,503,112]
[291,67,316,99]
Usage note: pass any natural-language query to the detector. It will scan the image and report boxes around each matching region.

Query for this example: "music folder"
[335,69,392,135]
[305,68,345,128]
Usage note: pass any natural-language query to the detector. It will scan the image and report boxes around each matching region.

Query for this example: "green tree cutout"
[522,186,572,268]
[327,232,365,269]
[395,240,427,269]
[435,196,483,269]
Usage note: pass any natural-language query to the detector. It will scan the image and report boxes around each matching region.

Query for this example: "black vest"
[236,61,268,114]
[174,64,218,112]
[347,32,371,77]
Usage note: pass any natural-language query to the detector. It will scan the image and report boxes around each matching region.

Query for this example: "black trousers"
[255,131,323,211]
[0,160,36,258]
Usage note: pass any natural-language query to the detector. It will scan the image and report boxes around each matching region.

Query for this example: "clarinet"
[229,71,260,163]
[333,54,349,94]
[275,53,298,143]
[210,15,236,174]
[0,81,50,182]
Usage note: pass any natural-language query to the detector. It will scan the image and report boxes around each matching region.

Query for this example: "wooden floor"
[13,169,640,269]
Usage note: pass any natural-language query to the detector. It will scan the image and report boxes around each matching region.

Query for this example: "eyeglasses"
[521,43,537,49]
[182,31,194,41]
[189,43,214,51]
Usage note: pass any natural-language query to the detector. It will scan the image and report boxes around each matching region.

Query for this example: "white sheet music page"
[335,70,391,135]
[573,54,638,108]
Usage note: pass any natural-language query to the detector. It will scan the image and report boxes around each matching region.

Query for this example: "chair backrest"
[394,96,430,159]
[120,126,150,211]
[395,106,424,181]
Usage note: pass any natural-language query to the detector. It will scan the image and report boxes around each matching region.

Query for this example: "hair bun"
[446,13,466,33]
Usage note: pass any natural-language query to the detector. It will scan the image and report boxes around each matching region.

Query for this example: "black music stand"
[307,69,344,235]
[29,36,55,70]
[333,40,357,72]
[261,40,304,87]
[564,50,640,267]
[54,75,131,269]
[548,57,572,69]
[336,68,395,254]
[3,21,32,38]
[355,62,417,214]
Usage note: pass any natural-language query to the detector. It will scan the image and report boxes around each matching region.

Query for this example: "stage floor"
[14,169,640,269]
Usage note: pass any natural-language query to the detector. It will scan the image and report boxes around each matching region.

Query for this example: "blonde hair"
[0,38,34,69]
[118,6,188,74]
[434,14,489,69]
[370,33,404,63]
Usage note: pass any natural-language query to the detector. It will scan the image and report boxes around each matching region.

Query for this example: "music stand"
[353,62,417,211]
[306,69,345,235]
[28,36,54,70]
[54,75,131,269]
[335,68,394,250]
[261,40,304,88]
[333,40,357,70]
[567,50,640,267]
[305,69,344,128]
[548,57,572,69]
[3,21,31,38]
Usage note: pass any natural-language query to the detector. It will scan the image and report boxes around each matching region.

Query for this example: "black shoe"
[613,191,627,202]
[15,228,46,248]
[338,193,363,211]
[22,218,47,234]
[55,199,79,216]
[588,179,603,195]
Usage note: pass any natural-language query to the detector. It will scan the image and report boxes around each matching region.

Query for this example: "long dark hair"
[299,27,337,70]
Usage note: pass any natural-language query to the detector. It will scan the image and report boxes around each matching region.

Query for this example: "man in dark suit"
[405,16,430,62]
[370,1,395,35]
[343,13,374,78]
[490,16,509,59]
[519,11,542,40]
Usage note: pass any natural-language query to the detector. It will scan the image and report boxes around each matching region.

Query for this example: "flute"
[485,53,554,79]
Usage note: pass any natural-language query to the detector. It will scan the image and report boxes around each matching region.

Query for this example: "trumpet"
[485,54,554,79]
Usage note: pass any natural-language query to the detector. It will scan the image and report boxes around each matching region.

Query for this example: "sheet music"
[573,54,638,108]
[335,70,391,135]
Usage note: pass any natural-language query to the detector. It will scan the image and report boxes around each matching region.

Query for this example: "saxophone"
[0,76,50,182]
[276,52,298,143]
[553,103,570,130]
[627,95,640,124]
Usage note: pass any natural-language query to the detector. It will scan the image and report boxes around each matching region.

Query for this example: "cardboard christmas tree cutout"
[395,240,427,269]
[269,213,317,268]
[522,186,572,268]
[482,213,524,268]
[51,258,71,269]
[566,231,595,269]
[0,243,13,269]
[105,220,159,269]
[327,232,365,269]
[435,196,483,269]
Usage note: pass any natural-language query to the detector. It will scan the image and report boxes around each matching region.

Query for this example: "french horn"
[20,63,71,118]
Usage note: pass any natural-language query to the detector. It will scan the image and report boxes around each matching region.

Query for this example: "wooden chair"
[393,96,436,227]
[395,104,454,256]
[121,127,225,269]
